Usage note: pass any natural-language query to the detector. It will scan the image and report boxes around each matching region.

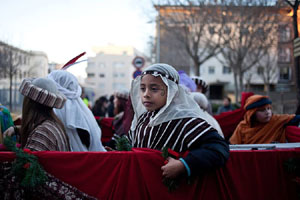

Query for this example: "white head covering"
[190,92,224,138]
[130,63,208,130]
[190,92,208,111]
[48,70,106,152]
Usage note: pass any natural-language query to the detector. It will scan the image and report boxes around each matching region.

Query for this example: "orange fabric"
[230,95,295,144]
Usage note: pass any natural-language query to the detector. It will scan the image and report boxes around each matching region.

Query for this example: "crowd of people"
[1,62,300,180]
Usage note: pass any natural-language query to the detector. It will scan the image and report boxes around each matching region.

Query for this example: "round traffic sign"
[133,69,142,78]
[132,56,145,69]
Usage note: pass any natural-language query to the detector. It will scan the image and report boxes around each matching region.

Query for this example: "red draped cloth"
[286,126,300,143]
[0,148,298,200]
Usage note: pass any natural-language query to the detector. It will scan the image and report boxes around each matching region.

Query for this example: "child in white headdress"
[129,63,229,179]
[48,70,106,152]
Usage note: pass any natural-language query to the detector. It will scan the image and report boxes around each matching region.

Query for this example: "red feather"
[61,52,86,70]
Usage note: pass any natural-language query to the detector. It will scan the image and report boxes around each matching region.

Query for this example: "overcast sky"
[0,0,156,74]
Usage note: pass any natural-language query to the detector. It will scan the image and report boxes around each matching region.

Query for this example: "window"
[279,66,290,81]
[279,25,291,42]
[19,71,22,79]
[208,66,215,74]
[224,26,231,35]
[278,47,291,63]
[98,63,105,68]
[113,73,118,78]
[88,62,95,67]
[113,83,125,90]
[119,73,125,78]
[113,62,124,69]
[257,66,264,75]
[209,26,215,35]
[256,28,264,38]
[223,66,231,74]
[98,83,105,89]
[87,73,95,78]
[241,27,249,35]
[99,73,105,78]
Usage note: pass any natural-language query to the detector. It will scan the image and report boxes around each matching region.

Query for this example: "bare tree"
[154,0,225,75]
[258,50,278,96]
[0,41,27,110]
[217,0,279,101]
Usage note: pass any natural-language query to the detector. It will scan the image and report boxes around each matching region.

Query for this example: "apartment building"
[85,45,148,100]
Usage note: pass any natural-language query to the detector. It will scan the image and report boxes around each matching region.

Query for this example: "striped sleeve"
[25,128,57,151]
[25,120,69,151]
[179,118,216,152]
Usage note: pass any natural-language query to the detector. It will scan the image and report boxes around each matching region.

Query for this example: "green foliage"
[4,137,48,188]
[284,158,300,176]
[161,146,180,192]
[162,146,169,159]
[284,157,300,199]
[211,103,220,114]
[115,136,132,151]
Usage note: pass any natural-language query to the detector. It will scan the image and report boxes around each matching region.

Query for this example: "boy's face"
[140,74,167,111]
[255,106,272,123]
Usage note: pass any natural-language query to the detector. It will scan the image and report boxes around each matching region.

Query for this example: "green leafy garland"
[284,157,300,198]
[3,136,48,188]
[162,146,180,192]
[161,147,192,192]
[115,135,132,151]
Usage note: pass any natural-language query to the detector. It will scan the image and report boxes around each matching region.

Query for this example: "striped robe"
[25,120,70,151]
[128,111,217,152]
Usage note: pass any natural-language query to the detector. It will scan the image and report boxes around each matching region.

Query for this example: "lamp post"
[156,6,160,63]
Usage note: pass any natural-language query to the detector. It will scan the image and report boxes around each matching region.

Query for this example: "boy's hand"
[3,126,15,138]
[161,157,185,179]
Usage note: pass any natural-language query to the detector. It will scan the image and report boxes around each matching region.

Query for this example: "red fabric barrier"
[0,148,299,200]
[286,126,300,143]
[214,109,245,139]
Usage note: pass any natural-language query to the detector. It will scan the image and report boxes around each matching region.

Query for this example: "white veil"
[48,70,106,152]
[130,63,208,130]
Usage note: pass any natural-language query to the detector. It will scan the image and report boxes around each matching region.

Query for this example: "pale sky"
[0,0,156,78]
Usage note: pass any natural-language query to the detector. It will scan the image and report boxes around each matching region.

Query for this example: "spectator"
[0,104,14,143]
[92,96,109,117]
[217,96,234,114]
[107,95,115,117]
[113,89,129,136]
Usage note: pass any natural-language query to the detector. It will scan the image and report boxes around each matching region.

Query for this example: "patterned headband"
[142,70,179,84]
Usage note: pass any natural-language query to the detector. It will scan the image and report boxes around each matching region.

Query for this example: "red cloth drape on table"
[286,126,300,143]
[0,148,298,200]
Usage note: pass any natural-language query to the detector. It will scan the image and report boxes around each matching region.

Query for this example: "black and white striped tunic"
[25,120,70,151]
[128,111,217,152]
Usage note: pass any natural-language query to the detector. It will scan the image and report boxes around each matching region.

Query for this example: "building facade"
[85,45,148,101]
[155,3,295,101]
[0,41,48,112]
